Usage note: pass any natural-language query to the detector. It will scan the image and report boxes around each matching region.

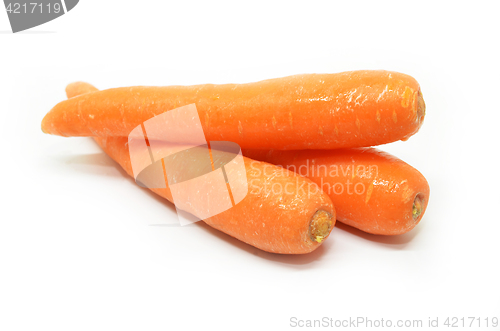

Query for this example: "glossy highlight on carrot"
[243,148,430,235]
[64,82,337,254]
[43,70,425,150]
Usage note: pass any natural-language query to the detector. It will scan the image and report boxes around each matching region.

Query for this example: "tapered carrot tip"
[310,210,334,243]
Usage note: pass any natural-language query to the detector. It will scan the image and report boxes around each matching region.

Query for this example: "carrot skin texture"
[95,136,335,253]
[243,148,430,235]
[43,71,425,149]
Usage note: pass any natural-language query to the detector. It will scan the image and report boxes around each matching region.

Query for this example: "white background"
[1,1,499,330]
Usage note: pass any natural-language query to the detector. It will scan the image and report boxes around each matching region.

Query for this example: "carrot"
[96,136,335,253]
[65,81,98,97]
[62,82,336,254]
[43,70,425,150]
[243,148,429,235]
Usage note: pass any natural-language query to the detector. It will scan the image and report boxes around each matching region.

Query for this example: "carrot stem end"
[412,193,424,220]
[310,210,333,243]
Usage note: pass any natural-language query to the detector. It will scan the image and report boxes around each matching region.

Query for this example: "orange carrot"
[43,71,425,150]
[96,136,335,253]
[65,81,98,97]
[63,82,336,254]
[243,148,429,235]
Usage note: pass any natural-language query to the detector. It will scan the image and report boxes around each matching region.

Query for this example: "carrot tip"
[309,210,334,243]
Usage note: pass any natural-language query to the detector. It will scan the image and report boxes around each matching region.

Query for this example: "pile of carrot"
[42,70,430,254]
